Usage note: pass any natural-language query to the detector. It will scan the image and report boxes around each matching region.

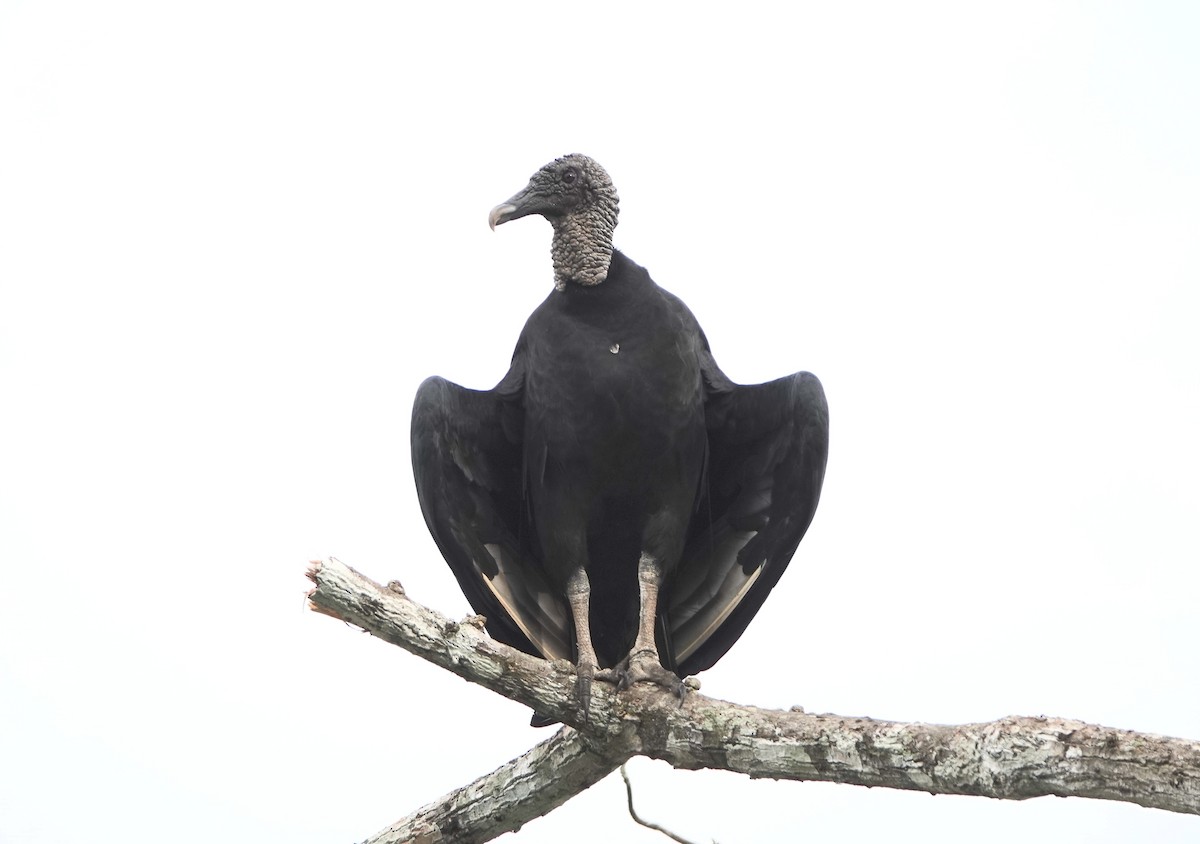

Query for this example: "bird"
[411,154,829,721]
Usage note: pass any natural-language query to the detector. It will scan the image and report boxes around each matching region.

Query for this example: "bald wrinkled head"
[489,154,619,290]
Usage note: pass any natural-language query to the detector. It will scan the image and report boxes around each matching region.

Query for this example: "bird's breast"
[523,310,704,476]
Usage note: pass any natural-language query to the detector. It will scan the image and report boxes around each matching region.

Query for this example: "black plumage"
[412,155,828,716]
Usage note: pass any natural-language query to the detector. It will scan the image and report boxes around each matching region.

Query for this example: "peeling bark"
[306,558,1200,842]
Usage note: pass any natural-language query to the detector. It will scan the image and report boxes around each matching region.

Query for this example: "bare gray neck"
[550,205,617,290]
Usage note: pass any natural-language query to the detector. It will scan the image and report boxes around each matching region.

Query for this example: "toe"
[575,660,595,723]
[618,649,685,697]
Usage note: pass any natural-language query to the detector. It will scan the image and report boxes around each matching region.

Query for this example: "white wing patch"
[672,558,763,663]
[482,543,570,662]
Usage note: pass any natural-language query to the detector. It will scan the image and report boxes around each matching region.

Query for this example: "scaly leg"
[618,553,686,699]
[566,567,601,721]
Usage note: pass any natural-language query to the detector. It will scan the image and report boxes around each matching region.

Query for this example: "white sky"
[1,3,1198,842]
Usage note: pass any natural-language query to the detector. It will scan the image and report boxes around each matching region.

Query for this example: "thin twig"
[620,762,709,844]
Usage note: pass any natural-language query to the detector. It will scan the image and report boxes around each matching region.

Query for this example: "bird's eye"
[562,168,578,185]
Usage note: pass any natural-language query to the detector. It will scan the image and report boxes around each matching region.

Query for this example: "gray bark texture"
[306,558,1200,843]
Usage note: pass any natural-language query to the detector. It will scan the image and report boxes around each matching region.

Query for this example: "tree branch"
[306,558,1200,841]
[365,727,618,844]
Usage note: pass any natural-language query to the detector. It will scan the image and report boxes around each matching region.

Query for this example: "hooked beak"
[488,183,555,231]
[488,202,518,231]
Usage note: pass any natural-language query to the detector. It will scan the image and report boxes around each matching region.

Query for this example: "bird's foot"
[615,648,687,703]
[575,658,597,723]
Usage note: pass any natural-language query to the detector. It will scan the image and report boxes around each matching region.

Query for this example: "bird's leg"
[566,567,601,721]
[618,553,686,699]
[630,552,662,657]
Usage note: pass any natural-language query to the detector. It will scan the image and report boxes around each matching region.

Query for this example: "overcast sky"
[2,3,1198,842]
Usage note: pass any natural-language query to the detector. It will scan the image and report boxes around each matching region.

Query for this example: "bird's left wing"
[411,370,570,662]
[665,352,829,676]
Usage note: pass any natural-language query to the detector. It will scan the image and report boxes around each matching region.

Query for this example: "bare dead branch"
[306,557,1200,842]
[365,727,617,844]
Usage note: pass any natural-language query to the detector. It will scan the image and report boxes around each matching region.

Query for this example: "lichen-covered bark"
[306,558,1200,843]
[366,727,618,844]
[653,701,1200,813]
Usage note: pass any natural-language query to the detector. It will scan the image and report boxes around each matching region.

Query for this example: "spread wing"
[664,352,830,676]
[410,368,570,661]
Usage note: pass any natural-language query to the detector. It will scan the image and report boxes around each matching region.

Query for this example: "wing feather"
[411,371,570,661]
[665,355,829,676]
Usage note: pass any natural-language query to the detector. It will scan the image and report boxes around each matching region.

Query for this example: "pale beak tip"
[488,203,516,231]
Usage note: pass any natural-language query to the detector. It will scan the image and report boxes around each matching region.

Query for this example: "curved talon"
[595,667,621,685]
[613,648,686,698]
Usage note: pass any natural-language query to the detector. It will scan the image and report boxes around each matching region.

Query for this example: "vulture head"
[489,154,619,290]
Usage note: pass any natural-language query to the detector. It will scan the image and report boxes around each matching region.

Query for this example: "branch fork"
[306,558,1200,844]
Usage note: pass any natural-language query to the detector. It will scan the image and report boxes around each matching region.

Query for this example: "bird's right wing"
[665,353,829,676]
[411,371,570,662]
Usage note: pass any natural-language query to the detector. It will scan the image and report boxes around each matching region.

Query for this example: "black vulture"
[411,155,828,719]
